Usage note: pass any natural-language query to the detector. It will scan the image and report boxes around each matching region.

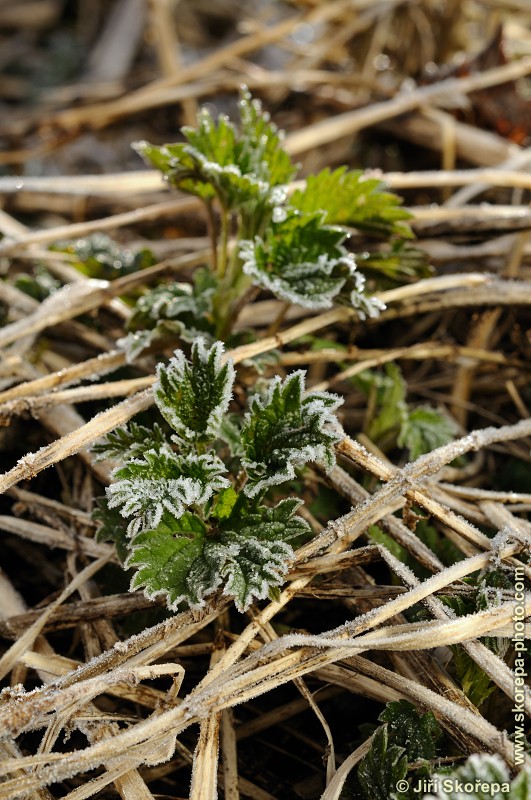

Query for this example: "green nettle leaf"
[450,646,496,708]
[128,269,216,332]
[290,166,413,238]
[240,211,385,317]
[133,88,296,213]
[236,87,296,192]
[120,270,217,361]
[368,364,408,443]
[240,370,343,498]
[95,335,346,612]
[210,486,239,520]
[358,241,431,284]
[379,700,442,760]
[424,754,530,800]
[15,265,61,302]
[118,322,194,364]
[106,449,229,535]
[127,513,217,608]
[219,498,310,611]
[355,364,456,457]
[56,232,155,280]
[127,499,309,611]
[398,407,458,461]
[240,211,350,308]
[218,414,244,458]
[441,577,509,706]
[93,422,168,462]
[154,338,235,444]
[357,726,410,800]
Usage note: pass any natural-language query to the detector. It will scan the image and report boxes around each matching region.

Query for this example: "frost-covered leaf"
[92,422,167,461]
[424,754,529,800]
[441,574,510,707]
[241,210,384,318]
[219,498,310,611]
[93,496,130,563]
[379,700,442,760]
[118,322,195,363]
[133,87,295,214]
[106,449,228,535]
[290,167,413,238]
[218,414,244,458]
[240,211,355,310]
[357,725,409,800]
[119,270,217,361]
[128,270,216,333]
[56,233,155,280]
[241,371,343,498]
[15,265,61,302]
[127,513,220,608]
[398,407,457,460]
[154,338,235,444]
[126,498,308,611]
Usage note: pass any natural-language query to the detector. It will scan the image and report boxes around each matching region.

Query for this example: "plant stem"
[217,206,230,281]
[266,301,290,337]
[205,200,218,275]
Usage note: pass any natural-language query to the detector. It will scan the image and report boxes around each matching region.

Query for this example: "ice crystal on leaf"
[118,269,217,361]
[218,497,309,610]
[241,370,343,498]
[129,270,216,335]
[154,338,235,444]
[240,211,353,310]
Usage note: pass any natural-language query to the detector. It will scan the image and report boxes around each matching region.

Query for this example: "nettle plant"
[94,338,343,611]
[120,88,415,357]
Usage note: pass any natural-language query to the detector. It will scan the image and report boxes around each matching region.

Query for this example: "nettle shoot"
[122,88,415,355]
[94,338,343,612]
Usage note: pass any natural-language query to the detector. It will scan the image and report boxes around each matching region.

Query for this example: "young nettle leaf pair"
[95,338,343,611]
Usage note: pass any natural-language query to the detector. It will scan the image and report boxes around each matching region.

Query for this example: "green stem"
[266,301,290,336]
[205,199,218,275]
[217,206,230,281]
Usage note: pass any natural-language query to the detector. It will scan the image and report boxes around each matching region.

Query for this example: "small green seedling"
[94,338,343,612]
[121,88,416,356]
